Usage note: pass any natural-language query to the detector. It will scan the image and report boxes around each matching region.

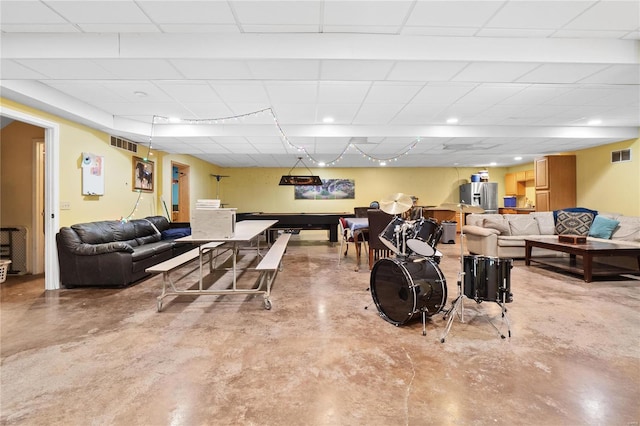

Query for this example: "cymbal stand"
[440,205,468,343]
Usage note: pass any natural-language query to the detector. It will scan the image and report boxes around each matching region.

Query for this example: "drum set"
[369,193,513,341]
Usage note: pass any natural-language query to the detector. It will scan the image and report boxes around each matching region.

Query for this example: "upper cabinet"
[505,169,534,196]
[534,155,576,211]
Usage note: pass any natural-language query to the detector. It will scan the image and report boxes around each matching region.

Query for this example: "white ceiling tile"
[0,60,48,79]
[211,83,270,104]
[563,1,640,31]
[517,64,610,84]
[232,1,321,25]
[317,82,370,104]
[137,1,235,24]
[452,62,540,83]
[77,24,160,33]
[485,1,593,29]
[352,104,406,124]
[242,25,320,33]
[265,82,318,104]
[456,84,528,105]
[579,65,640,85]
[499,85,573,105]
[0,1,68,24]
[315,104,361,124]
[400,26,478,36]
[387,61,468,82]
[324,1,413,26]
[411,83,476,104]
[475,28,555,38]
[93,59,184,79]
[552,29,631,39]
[322,26,400,34]
[270,104,317,124]
[154,82,223,103]
[46,1,151,24]
[159,24,241,33]
[247,60,320,80]
[364,83,423,104]
[170,60,253,79]
[406,1,504,27]
[14,59,115,79]
[0,24,79,32]
[321,60,394,81]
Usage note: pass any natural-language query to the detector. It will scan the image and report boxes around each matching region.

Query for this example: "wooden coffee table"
[525,238,640,282]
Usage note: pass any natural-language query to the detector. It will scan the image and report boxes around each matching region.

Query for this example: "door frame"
[1,106,60,290]
[33,138,45,274]
[171,161,190,222]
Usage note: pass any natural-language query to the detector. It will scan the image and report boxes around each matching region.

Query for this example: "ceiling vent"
[110,136,138,153]
[611,149,631,163]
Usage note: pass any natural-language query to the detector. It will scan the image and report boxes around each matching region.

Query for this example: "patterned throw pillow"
[555,211,594,236]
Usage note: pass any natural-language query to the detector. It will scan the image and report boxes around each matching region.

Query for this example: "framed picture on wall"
[132,156,154,192]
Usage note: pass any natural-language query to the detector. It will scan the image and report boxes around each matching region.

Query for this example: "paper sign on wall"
[81,152,105,195]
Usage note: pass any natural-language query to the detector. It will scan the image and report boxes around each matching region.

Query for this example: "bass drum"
[370,257,447,326]
[463,255,513,303]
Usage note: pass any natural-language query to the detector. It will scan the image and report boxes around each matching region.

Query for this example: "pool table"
[237,212,354,243]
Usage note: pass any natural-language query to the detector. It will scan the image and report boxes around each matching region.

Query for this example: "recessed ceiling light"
[134,91,147,97]
[490,162,496,166]
[588,119,602,125]
[317,162,326,167]
[446,117,459,124]
[379,162,387,166]
[514,156,522,161]
[322,117,334,123]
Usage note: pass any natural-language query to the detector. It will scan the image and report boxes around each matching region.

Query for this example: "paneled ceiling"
[1,0,638,168]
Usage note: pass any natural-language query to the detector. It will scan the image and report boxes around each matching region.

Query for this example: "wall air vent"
[611,149,631,163]
[110,136,138,153]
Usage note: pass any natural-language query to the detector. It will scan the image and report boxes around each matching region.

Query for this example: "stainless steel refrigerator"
[459,182,498,214]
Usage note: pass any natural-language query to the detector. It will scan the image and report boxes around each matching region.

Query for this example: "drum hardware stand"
[478,279,512,339]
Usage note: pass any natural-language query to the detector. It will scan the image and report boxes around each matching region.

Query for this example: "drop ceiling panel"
[406,1,505,27]
[47,1,151,24]
[452,62,540,83]
[485,1,592,29]
[517,63,610,84]
[323,1,413,26]
[364,83,423,104]
[386,61,468,81]
[0,1,69,24]
[564,1,640,31]
[170,60,253,79]
[317,82,370,104]
[321,60,394,81]
[93,59,184,79]
[15,59,115,79]
[232,1,321,25]
[137,1,236,24]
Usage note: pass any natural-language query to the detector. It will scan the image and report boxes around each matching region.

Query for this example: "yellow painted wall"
[220,166,510,213]
[1,98,162,226]
[576,138,639,216]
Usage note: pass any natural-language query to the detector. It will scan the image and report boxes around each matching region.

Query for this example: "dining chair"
[366,209,395,270]
[338,217,367,265]
[354,207,370,218]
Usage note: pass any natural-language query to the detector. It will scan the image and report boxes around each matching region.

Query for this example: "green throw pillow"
[588,215,619,239]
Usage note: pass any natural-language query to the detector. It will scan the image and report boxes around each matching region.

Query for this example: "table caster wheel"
[157,299,163,312]
[264,299,272,310]
[440,338,445,343]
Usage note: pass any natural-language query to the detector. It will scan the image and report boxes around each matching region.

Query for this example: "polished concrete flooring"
[1,235,639,425]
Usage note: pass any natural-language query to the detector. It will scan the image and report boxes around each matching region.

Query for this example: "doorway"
[0,107,60,290]
[33,139,45,274]
[171,162,190,222]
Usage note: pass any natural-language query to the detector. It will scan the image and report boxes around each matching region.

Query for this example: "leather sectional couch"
[56,216,192,288]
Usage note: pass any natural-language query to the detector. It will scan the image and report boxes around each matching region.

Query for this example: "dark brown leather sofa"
[56,216,192,288]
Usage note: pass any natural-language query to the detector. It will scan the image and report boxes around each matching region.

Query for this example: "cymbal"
[380,193,413,215]
[438,202,485,213]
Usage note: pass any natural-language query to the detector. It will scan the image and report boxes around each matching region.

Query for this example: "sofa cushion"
[483,218,511,235]
[466,214,503,227]
[529,212,556,235]
[71,220,137,244]
[555,211,594,236]
[161,227,191,239]
[611,216,640,242]
[588,215,620,239]
[497,236,526,247]
[509,218,540,236]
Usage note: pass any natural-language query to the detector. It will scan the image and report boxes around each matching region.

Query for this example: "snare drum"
[463,255,513,303]
[370,257,448,326]
[406,218,443,257]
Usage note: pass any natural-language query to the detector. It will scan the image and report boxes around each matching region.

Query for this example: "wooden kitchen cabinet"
[534,155,576,211]
[505,172,526,196]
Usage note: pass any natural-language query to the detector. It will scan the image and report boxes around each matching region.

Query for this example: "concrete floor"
[1,237,639,425]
